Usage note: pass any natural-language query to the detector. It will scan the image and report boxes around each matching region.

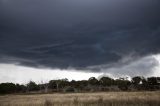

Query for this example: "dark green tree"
[0,83,16,94]
[115,78,131,91]
[88,77,99,86]
[27,81,39,91]
[147,77,158,85]
[15,84,27,93]
[99,77,114,86]
[132,76,142,85]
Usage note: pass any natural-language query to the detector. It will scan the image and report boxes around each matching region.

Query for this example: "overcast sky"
[0,0,160,83]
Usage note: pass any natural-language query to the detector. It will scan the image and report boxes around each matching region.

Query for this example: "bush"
[0,83,16,94]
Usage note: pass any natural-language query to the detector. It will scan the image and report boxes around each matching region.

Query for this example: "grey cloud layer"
[0,0,160,71]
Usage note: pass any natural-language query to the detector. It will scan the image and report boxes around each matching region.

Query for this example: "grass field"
[0,91,160,106]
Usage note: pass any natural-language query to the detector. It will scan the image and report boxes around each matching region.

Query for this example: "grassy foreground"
[0,91,160,106]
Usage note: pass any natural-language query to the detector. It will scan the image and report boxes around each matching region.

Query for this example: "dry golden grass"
[0,91,160,106]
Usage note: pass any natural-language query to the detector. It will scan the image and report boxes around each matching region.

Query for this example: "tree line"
[0,76,160,94]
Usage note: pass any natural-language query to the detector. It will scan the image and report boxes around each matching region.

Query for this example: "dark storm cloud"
[0,0,160,71]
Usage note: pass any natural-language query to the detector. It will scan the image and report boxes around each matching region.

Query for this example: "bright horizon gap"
[0,63,103,84]
[0,54,160,84]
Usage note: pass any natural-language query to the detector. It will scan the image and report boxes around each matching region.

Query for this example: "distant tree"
[49,80,57,89]
[49,79,68,92]
[77,80,88,89]
[27,81,39,92]
[15,84,26,93]
[132,76,142,85]
[0,83,16,94]
[70,80,88,90]
[15,84,21,92]
[70,80,77,87]
[59,78,69,88]
[88,77,99,86]
[1,76,160,94]
[141,78,147,85]
[147,77,158,85]
[99,77,114,86]
[40,80,49,93]
[80,80,88,87]
[70,80,79,88]
[115,78,131,91]
[138,78,149,90]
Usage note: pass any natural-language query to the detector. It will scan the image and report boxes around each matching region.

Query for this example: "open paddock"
[0,91,160,106]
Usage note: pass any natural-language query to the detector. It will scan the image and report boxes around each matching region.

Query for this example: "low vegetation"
[0,76,159,106]
[0,91,160,106]
[0,76,160,94]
